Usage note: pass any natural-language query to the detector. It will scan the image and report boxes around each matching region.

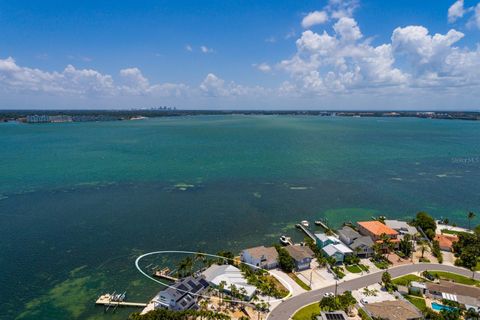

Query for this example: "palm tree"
[419,240,428,259]
[468,211,476,230]
[218,280,227,305]
[380,233,392,259]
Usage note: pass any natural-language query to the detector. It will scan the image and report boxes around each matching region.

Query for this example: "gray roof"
[337,226,361,240]
[285,245,314,261]
[350,236,374,249]
[427,280,480,299]
[385,220,418,235]
[365,300,423,320]
[242,246,278,264]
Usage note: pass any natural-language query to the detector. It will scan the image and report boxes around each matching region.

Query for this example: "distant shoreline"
[1,109,479,123]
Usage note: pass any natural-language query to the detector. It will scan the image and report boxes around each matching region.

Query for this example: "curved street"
[267,263,480,320]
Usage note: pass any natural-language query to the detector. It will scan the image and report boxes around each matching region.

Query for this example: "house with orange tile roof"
[358,221,399,240]
[434,234,458,252]
[358,221,400,250]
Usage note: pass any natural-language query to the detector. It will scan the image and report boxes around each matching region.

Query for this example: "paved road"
[267,263,479,320]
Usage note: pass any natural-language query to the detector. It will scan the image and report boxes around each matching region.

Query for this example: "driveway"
[269,269,306,297]
[267,263,479,320]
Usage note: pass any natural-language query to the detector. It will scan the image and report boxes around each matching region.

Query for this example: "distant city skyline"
[0,0,480,110]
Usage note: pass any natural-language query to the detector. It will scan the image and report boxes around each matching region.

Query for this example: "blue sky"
[0,0,479,110]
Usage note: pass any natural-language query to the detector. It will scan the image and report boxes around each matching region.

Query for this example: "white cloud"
[279,13,480,96]
[185,44,193,52]
[448,0,465,23]
[333,17,362,41]
[200,45,214,54]
[255,63,272,73]
[119,67,150,94]
[301,11,328,28]
[199,73,267,97]
[326,0,359,19]
[0,56,190,99]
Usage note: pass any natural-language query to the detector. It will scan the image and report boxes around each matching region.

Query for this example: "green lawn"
[404,295,427,311]
[392,274,426,286]
[358,307,372,320]
[292,303,321,320]
[346,265,363,273]
[289,273,311,291]
[430,271,480,286]
[359,264,369,272]
[373,260,389,269]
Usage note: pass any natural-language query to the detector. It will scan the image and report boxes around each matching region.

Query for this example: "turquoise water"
[0,115,479,319]
[431,302,458,312]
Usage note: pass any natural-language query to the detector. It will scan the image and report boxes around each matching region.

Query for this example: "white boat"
[301,220,309,228]
[280,235,291,245]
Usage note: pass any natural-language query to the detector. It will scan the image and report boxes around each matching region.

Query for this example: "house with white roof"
[322,242,353,264]
[315,233,340,248]
[202,264,257,300]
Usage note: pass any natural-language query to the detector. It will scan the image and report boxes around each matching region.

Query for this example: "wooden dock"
[96,294,147,308]
[295,223,316,241]
[152,268,178,281]
[315,220,329,230]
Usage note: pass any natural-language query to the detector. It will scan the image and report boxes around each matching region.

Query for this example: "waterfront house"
[384,220,418,237]
[358,221,399,250]
[426,280,480,310]
[336,226,374,257]
[202,264,256,300]
[364,300,423,320]
[152,276,209,311]
[284,245,314,271]
[322,242,353,264]
[337,226,361,245]
[240,246,278,270]
[349,236,374,258]
[433,234,458,252]
[315,233,339,248]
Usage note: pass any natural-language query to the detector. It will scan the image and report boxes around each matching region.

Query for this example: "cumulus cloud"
[448,0,465,23]
[185,44,193,52]
[279,10,480,96]
[199,73,267,97]
[0,57,115,95]
[302,11,328,28]
[0,56,189,98]
[280,17,407,94]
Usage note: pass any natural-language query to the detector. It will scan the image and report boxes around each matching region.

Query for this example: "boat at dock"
[301,220,309,228]
[152,267,178,281]
[96,292,147,309]
[279,235,293,246]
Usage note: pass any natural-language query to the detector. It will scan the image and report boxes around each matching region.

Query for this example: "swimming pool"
[431,302,458,312]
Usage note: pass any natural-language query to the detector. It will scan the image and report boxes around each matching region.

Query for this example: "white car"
[361,298,369,304]
[323,292,335,298]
